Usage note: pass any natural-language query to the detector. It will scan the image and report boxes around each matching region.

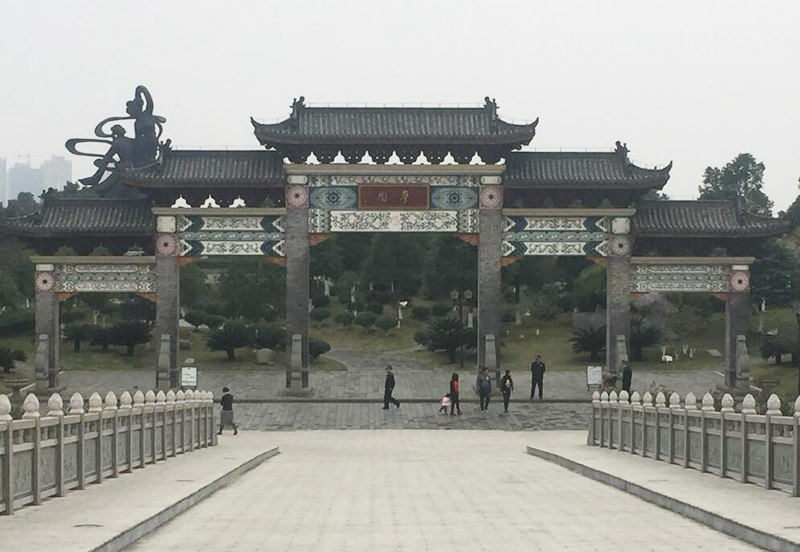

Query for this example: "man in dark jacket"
[383,365,400,409]
[622,360,632,393]
[476,366,492,412]
[218,386,238,435]
[530,354,546,399]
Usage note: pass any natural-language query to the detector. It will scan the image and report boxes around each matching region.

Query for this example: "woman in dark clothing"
[449,373,462,416]
[500,370,514,413]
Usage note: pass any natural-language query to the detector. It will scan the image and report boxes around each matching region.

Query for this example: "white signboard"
[586,365,603,389]
[181,366,198,388]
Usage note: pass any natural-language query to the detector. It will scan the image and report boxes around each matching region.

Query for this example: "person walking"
[530,354,546,400]
[622,360,632,393]
[476,366,492,412]
[218,386,238,435]
[449,373,462,416]
[383,365,400,409]
[500,370,514,413]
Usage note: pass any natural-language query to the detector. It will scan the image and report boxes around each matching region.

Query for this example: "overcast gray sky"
[1,1,798,210]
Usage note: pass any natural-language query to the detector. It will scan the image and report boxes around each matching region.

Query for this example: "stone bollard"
[765,394,782,416]
[720,393,735,413]
[119,391,133,411]
[741,394,757,415]
[104,391,118,411]
[87,392,103,413]
[701,392,716,412]
[207,391,214,404]
[46,393,64,417]
[69,393,84,414]
[795,396,800,418]
[0,394,12,421]
[22,394,41,419]
[669,392,682,410]
[185,389,195,402]
[684,392,697,410]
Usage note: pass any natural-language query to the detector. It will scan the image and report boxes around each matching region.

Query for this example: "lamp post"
[450,289,473,370]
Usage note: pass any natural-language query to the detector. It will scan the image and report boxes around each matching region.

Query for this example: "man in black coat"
[622,360,632,393]
[530,354,546,400]
[383,365,400,409]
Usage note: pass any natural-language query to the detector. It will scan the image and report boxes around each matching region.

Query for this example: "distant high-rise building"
[8,161,43,200]
[41,155,72,191]
[0,158,7,206]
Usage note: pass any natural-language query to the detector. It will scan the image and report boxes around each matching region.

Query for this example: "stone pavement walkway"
[527,430,800,551]
[231,401,590,430]
[127,431,756,552]
[59,347,724,401]
[0,433,277,552]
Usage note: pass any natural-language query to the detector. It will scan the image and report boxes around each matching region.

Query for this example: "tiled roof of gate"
[633,200,790,237]
[0,198,153,237]
[252,100,538,146]
[124,150,286,187]
[503,151,671,189]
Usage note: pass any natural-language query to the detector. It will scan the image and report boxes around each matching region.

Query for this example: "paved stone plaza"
[59,347,725,402]
[127,431,757,551]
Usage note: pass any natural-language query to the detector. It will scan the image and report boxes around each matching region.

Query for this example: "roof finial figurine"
[65,85,166,187]
[615,140,629,156]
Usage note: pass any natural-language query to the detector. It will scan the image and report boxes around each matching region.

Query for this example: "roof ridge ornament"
[615,140,632,175]
[65,85,167,188]
[484,96,499,128]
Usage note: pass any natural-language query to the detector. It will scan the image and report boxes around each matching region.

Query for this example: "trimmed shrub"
[252,324,285,350]
[355,312,377,329]
[411,306,431,321]
[310,308,331,322]
[413,330,431,347]
[0,348,26,373]
[207,321,252,361]
[184,309,208,331]
[64,323,94,352]
[335,311,355,327]
[111,320,152,356]
[501,310,516,324]
[89,326,113,352]
[365,302,383,315]
[313,295,330,308]
[431,302,451,317]
[204,314,226,330]
[309,338,332,360]
[375,315,396,333]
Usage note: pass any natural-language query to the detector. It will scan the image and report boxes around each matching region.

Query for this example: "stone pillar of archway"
[285,178,310,388]
[606,246,632,374]
[478,181,503,379]
[725,288,750,388]
[33,264,59,391]
[155,225,181,389]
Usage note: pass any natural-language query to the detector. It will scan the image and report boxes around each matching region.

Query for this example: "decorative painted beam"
[31,256,157,294]
[629,257,755,293]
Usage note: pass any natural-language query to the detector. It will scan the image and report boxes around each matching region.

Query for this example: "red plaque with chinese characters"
[357,184,429,210]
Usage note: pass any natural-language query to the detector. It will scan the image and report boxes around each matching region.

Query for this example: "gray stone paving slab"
[527,430,800,552]
[126,431,757,552]
[59,346,724,402]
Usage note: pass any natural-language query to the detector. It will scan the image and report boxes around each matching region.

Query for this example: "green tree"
[749,239,800,308]
[111,320,152,356]
[698,153,773,215]
[4,192,38,218]
[355,311,377,330]
[571,264,606,312]
[309,338,331,360]
[219,259,284,321]
[184,309,208,331]
[569,326,606,361]
[425,317,472,361]
[64,323,94,352]
[375,315,396,333]
[180,263,208,309]
[0,348,26,373]
[207,321,252,361]
[0,271,23,309]
[335,311,354,327]
[361,234,429,295]
[310,236,344,280]
[89,326,113,352]
[629,315,662,361]
[423,235,477,297]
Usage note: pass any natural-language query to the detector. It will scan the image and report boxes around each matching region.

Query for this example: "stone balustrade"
[0,388,216,515]
[588,390,800,496]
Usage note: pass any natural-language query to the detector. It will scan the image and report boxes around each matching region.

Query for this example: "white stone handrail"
[0,389,217,515]
[588,389,800,498]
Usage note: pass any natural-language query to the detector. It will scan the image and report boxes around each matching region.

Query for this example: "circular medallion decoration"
[35,272,55,292]
[480,186,503,209]
[730,271,750,292]
[609,236,631,257]
[156,234,178,256]
[287,185,308,207]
